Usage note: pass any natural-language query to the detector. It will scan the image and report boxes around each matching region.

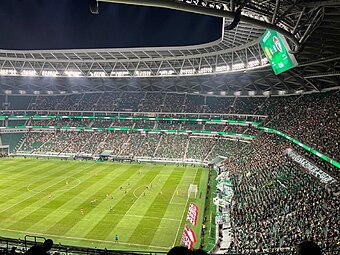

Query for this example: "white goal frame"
[188,184,198,198]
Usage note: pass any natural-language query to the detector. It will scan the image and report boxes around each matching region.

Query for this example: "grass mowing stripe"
[27,163,128,234]
[44,164,136,236]
[126,166,181,246]
[150,167,199,247]
[1,162,97,230]
[134,165,187,247]
[88,167,162,242]
[0,161,86,218]
[65,164,148,238]
[7,162,110,231]
[0,158,49,182]
[0,160,61,196]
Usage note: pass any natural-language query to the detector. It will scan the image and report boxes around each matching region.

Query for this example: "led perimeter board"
[260,29,298,75]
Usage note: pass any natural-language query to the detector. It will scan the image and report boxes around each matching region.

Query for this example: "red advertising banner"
[181,225,197,250]
[186,202,199,226]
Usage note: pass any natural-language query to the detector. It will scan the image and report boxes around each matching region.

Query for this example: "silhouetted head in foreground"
[296,241,322,255]
[24,239,53,255]
[43,239,53,251]
[168,246,208,255]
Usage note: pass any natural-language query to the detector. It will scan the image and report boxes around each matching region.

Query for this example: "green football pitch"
[0,157,209,251]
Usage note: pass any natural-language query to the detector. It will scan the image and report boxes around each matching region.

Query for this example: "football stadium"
[0,0,339,255]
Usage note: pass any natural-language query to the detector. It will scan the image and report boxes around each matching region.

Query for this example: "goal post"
[188,184,198,198]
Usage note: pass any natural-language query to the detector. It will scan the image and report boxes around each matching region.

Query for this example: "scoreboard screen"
[260,29,298,75]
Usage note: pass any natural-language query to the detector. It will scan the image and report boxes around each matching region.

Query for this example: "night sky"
[0,0,223,50]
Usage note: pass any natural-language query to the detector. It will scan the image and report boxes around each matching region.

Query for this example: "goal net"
[188,184,198,198]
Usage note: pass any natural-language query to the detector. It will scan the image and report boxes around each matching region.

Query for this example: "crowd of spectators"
[221,134,339,253]
[15,130,250,162]
[2,91,338,178]
[267,92,340,162]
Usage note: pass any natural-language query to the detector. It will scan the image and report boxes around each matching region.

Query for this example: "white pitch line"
[125,214,180,222]
[124,174,160,217]
[169,182,181,205]
[27,177,81,194]
[0,168,86,214]
[0,227,169,250]
[172,168,198,247]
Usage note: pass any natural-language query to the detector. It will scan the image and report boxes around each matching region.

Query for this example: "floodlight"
[90,71,106,77]
[159,70,175,76]
[180,69,196,75]
[248,60,260,68]
[232,63,245,70]
[42,71,58,77]
[198,67,213,74]
[135,70,152,76]
[21,70,37,76]
[0,69,17,76]
[216,65,229,72]
[111,71,130,77]
[65,71,81,77]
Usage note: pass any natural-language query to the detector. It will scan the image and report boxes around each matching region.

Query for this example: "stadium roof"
[0,0,340,95]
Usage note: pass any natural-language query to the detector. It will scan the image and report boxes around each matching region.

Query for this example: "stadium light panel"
[4,90,12,94]
[215,65,230,72]
[260,29,298,75]
[21,70,37,76]
[215,3,224,10]
[135,70,152,76]
[263,91,271,96]
[201,1,207,7]
[220,91,226,96]
[248,60,260,68]
[47,91,54,95]
[65,71,81,77]
[261,58,269,65]
[180,68,196,75]
[89,71,106,77]
[159,70,175,76]
[198,67,213,74]
[111,71,130,77]
[232,63,245,70]
[248,91,256,96]
[42,71,58,77]
[0,69,17,76]
[18,90,26,95]
[279,90,286,95]
[33,91,40,95]
[234,91,241,96]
